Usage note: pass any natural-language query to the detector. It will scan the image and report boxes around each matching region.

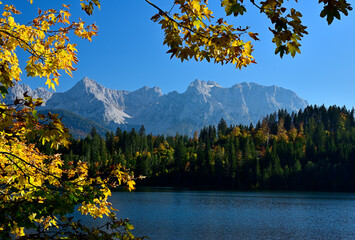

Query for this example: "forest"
[42,105,355,192]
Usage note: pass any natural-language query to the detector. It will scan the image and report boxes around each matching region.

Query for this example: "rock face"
[44,77,131,125]
[127,79,308,135]
[4,82,53,105]
[5,77,308,135]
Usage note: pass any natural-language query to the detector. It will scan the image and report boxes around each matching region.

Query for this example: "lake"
[80,188,355,239]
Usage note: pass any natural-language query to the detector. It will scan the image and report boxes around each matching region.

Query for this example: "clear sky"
[12,0,355,109]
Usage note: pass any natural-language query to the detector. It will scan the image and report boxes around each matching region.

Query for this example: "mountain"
[5,77,308,136]
[44,77,131,126]
[3,82,53,105]
[125,79,308,135]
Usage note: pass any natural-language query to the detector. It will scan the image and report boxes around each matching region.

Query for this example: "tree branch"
[0,151,61,181]
[249,0,262,11]
[144,0,210,40]
[1,153,41,189]
[0,29,44,61]
[180,3,208,28]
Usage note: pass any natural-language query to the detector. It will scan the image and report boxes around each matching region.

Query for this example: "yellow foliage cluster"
[149,0,256,69]
[0,1,139,239]
[0,124,136,238]
[147,0,352,64]
[0,1,97,91]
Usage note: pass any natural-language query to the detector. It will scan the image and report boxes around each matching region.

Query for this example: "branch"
[180,2,208,28]
[0,29,44,61]
[145,0,210,39]
[168,3,176,14]
[249,0,262,10]
[0,151,61,181]
[2,153,40,189]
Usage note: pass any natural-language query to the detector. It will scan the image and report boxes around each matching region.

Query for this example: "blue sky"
[12,1,355,109]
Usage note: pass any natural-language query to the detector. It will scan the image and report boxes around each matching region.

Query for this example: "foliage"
[147,0,352,66]
[0,1,141,239]
[62,105,355,192]
[0,132,137,239]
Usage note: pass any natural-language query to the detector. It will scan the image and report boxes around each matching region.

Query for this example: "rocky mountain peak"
[152,86,163,96]
[134,86,163,97]
[11,82,32,96]
[4,82,52,105]
[186,79,220,96]
[206,81,221,87]
[73,77,104,93]
[232,82,255,89]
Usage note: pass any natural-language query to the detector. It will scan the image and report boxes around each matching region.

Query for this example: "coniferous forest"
[42,105,355,192]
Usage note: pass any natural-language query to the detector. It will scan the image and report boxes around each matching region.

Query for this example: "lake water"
[81,188,355,239]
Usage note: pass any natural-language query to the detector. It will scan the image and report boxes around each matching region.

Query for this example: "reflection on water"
[78,189,355,239]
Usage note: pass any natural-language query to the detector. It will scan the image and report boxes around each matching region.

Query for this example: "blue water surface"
[81,188,355,239]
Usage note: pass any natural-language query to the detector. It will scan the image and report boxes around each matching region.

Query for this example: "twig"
[168,3,176,14]
[250,0,262,11]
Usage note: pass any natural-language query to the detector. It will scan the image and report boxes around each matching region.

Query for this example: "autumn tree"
[0,1,140,239]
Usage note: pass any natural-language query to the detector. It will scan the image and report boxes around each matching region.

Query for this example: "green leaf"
[193,20,201,30]
[221,0,246,17]
[0,86,8,98]
[32,109,38,121]
[126,223,134,230]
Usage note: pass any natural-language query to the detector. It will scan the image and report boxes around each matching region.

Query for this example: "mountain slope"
[44,77,131,125]
[38,109,111,139]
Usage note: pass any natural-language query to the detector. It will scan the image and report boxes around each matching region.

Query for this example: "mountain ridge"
[5,77,308,136]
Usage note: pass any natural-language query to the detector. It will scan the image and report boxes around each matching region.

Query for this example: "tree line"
[43,105,355,192]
